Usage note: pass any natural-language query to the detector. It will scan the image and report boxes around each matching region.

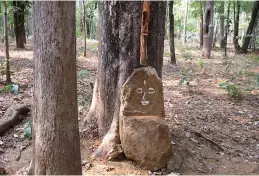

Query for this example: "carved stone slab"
[121,67,165,117]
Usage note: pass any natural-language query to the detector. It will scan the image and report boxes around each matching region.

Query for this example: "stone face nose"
[142,92,146,100]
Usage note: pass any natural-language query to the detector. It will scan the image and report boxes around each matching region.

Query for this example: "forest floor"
[0,39,258,175]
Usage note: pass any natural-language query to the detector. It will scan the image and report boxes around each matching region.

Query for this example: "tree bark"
[213,19,219,47]
[203,0,214,59]
[199,1,203,48]
[183,0,188,44]
[13,1,26,48]
[140,1,150,66]
[83,0,87,57]
[4,0,11,83]
[147,1,166,77]
[32,2,82,174]
[219,1,225,48]
[233,1,240,54]
[242,1,259,53]
[169,1,176,64]
[85,1,166,159]
[224,2,231,57]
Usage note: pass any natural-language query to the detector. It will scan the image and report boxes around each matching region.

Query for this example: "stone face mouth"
[141,100,149,106]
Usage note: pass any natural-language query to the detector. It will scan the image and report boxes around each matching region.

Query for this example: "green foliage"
[78,94,92,107]
[219,82,243,100]
[225,57,231,72]
[198,59,204,69]
[163,51,169,57]
[249,54,259,63]
[183,51,192,60]
[256,73,259,89]
[178,69,193,88]
[24,121,32,139]
[77,69,90,79]
[0,84,12,93]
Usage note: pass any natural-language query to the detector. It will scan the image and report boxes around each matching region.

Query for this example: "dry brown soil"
[0,39,258,175]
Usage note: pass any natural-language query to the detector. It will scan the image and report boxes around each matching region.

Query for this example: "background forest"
[0,0,258,175]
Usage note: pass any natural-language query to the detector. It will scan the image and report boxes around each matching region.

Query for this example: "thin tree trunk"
[219,1,225,48]
[169,1,176,64]
[32,2,81,174]
[83,0,87,57]
[183,0,188,44]
[4,0,11,83]
[224,2,230,56]
[233,1,240,54]
[213,19,219,47]
[199,1,203,48]
[242,1,259,53]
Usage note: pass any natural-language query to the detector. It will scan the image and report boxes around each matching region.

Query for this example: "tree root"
[0,104,30,135]
[83,80,97,127]
[193,131,224,151]
[91,117,121,160]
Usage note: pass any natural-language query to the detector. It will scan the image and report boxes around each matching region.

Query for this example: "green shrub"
[219,82,243,100]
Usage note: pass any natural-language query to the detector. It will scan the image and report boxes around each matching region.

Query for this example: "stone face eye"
[136,88,143,94]
[148,88,155,94]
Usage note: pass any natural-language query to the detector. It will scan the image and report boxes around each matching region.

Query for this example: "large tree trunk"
[203,0,214,59]
[233,1,240,54]
[169,1,176,64]
[219,1,225,48]
[85,1,166,159]
[32,2,82,174]
[13,1,26,49]
[199,1,203,48]
[147,2,166,77]
[4,0,11,83]
[242,1,259,53]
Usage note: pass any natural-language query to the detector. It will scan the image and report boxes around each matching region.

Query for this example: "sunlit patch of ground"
[0,39,258,174]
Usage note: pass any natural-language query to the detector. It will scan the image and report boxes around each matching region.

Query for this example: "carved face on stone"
[132,79,157,108]
[121,67,165,117]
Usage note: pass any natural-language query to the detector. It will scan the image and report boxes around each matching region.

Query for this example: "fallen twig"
[192,131,224,151]
[16,143,29,161]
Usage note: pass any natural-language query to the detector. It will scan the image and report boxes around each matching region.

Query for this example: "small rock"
[185,132,191,138]
[167,151,183,170]
[84,163,91,171]
[0,167,7,175]
[220,152,224,156]
[0,148,4,153]
[0,141,4,145]
[191,138,198,144]
[81,160,89,166]
[167,172,180,176]
[107,144,123,161]
[106,167,114,172]
[14,134,19,138]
